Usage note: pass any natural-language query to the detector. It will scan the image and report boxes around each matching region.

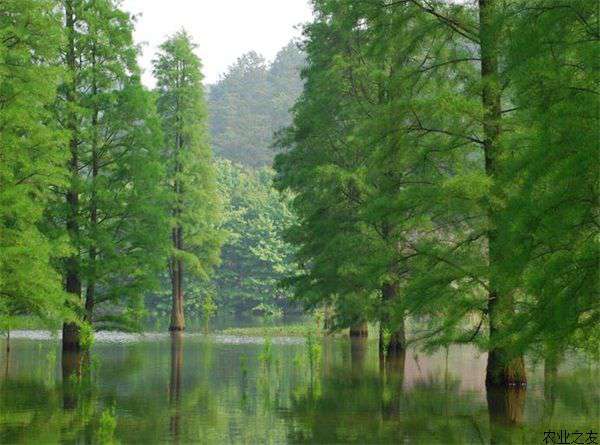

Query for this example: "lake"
[0,331,598,444]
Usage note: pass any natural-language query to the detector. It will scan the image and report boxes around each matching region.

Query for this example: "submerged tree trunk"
[381,348,405,420]
[349,321,368,338]
[63,0,82,352]
[170,227,185,331]
[379,282,406,359]
[487,386,526,444]
[479,0,526,387]
[62,350,89,409]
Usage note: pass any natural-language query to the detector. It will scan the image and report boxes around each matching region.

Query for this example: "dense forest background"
[145,41,306,323]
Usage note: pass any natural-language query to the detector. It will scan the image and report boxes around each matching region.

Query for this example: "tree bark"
[479,0,526,387]
[63,0,82,352]
[379,282,406,359]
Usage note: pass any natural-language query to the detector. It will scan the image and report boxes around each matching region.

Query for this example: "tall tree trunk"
[63,0,82,352]
[169,258,184,331]
[479,0,526,387]
[349,321,368,338]
[3,335,9,380]
[85,49,99,324]
[169,88,185,330]
[169,228,185,330]
[169,213,185,331]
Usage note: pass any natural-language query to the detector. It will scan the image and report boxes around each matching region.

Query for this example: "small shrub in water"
[306,331,321,374]
[259,336,273,367]
[97,406,117,444]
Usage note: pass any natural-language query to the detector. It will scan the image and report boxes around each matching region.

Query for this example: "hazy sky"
[121,0,313,86]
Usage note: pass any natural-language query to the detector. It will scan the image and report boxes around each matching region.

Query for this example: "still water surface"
[0,331,597,444]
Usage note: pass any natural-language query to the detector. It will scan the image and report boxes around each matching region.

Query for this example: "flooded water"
[0,331,597,444]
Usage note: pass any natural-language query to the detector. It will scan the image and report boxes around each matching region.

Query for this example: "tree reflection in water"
[169,332,184,443]
[0,336,597,444]
[486,387,526,444]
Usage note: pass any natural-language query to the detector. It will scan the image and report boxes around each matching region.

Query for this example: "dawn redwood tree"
[153,31,223,332]
[57,0,169,350]
[499,0,599,357]
[476,0,528,387]
[366,0,527,386]
[275,2,414,350]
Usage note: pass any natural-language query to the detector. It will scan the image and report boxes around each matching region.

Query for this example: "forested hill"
[208,41,304,168]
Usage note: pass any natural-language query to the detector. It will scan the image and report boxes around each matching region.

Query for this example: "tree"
[208,43,305,168]
[153,31,223,332]
[0,0,69,334]
[278,0,597,386]
[275,2,414,350]
[57,0,169,350]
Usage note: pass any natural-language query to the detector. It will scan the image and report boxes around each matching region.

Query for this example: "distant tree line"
[275,0,598,386]
[208,42,305,168]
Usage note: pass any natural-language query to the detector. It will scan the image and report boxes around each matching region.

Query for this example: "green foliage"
[499,0,599,354]
[305,330,321,375]
[97,406,117,444]
[259,336,274,367]
[275,0,598,361]
[201,291,217,333]
[0,0,70,329]
[209,42,305,167]
[213,160,297,316]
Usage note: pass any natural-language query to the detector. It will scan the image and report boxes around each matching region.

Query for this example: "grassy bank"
[217,324,318,338]
[1,316,61,333]
[216,323,356,338]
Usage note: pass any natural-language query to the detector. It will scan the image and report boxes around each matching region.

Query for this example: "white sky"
[121,0,313,87]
